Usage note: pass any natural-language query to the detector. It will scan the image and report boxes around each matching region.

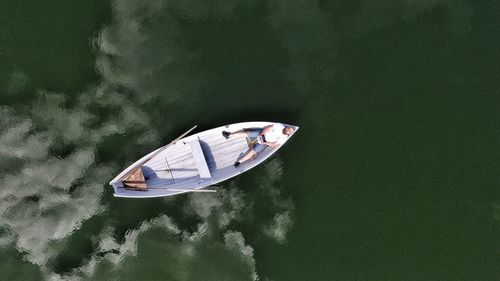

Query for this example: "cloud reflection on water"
[0,1,297,280]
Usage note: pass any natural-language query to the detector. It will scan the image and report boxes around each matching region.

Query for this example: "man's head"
[282,126,295,135]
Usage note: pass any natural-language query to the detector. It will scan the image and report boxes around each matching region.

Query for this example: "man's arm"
[262,141,280,147]
[259,125,274,136]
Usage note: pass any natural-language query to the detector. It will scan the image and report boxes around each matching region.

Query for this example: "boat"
[109,122,299,198]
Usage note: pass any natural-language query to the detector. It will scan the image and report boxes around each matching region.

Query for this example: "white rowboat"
[109,121,299,198]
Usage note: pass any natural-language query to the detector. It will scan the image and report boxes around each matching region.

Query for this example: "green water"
[1,1,499,280]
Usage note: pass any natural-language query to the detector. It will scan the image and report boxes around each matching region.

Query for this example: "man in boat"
[222,123,295,167]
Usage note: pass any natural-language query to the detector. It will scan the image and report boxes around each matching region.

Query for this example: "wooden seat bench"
[122,167,148,190]
[188,139,212,179]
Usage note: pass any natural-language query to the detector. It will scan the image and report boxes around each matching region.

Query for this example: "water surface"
[0,1,499,280]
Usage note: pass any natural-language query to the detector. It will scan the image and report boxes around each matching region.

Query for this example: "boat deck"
[142,135,250,189]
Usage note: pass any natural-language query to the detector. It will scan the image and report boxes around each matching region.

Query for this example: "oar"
[166,188,217,193]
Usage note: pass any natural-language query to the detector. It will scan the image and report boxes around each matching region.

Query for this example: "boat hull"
[110,121,298,198]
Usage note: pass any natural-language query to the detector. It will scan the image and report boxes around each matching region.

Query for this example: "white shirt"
[260,123,287,145]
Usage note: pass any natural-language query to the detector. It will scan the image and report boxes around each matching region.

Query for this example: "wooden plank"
[208,141,250,166]
[122,167,148,190]
[115,125,197,182]
[188,139,212,179]
[145,144,190,168]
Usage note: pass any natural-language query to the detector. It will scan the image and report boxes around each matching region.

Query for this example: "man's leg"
[234,149,257,167]
[239,150,257,163]
[224,128,262,139]
[226,129,249,138]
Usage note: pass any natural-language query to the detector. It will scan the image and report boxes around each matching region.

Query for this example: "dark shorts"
[246,129,267,153]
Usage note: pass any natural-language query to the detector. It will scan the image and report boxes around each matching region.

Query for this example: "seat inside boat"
[188,139,212,179]
[122,167,148,190]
